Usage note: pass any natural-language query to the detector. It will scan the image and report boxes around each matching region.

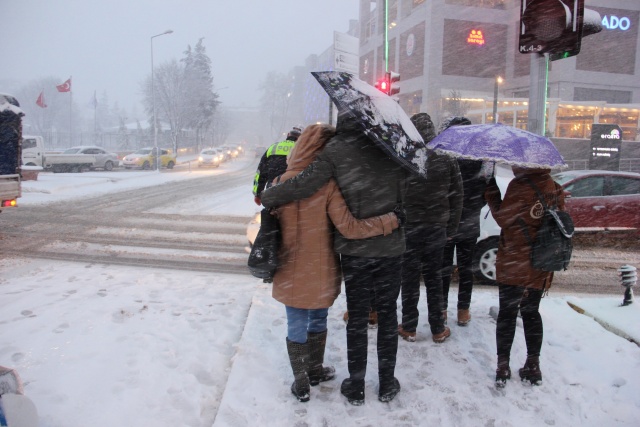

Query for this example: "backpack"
[519,178,574,272]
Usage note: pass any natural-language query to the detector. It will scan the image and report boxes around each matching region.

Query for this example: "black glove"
[393,204,407,227]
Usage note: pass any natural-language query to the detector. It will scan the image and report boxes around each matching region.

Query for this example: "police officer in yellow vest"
[253,126,302,206]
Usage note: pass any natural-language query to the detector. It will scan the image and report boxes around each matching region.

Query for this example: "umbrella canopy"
[427,123,567,169]
[311,71,428,177]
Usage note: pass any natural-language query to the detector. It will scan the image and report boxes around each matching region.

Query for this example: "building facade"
[358,0,640,141]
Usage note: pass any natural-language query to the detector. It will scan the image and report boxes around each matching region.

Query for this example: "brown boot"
[519,355,542,385]
[307,331,335,386]
[457,309,471,326]
[286,339,310,402]
[368,310,378,329]
[398,325,416,342]
[495,355,511,388]
[432,327,451,343]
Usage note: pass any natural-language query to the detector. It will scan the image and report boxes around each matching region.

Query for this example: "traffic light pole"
[527,53,549,136]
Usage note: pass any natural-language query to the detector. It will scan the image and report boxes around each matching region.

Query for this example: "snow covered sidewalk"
[214,284,640,427]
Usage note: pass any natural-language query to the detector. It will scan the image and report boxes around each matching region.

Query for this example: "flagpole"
[69,76,73,146]
[94,90,97,144]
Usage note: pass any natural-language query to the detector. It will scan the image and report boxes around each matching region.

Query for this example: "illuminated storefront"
[358,0,640,141]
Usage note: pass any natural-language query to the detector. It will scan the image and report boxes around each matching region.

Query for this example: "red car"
[552,170,640,231]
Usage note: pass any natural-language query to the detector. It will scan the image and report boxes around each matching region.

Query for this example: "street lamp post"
[492,76,503,124]
[151,29,173,171]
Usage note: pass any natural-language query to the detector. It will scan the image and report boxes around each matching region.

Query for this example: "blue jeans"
[285,306,329,343]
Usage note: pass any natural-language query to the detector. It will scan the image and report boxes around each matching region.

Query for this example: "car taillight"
[2,199,17,208]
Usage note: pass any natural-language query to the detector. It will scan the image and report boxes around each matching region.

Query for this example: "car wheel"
[142,161,150,170]
[104,161,114,171]
[167,161,175,169]
[472,237,499,286]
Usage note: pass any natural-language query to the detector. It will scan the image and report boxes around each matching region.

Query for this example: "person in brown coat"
[272,124,400,402]
[485,165,565,388]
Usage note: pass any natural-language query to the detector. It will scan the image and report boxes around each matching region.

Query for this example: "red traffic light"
[375,78,390,94]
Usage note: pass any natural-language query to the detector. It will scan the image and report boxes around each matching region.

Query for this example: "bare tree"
[441,90,471,123]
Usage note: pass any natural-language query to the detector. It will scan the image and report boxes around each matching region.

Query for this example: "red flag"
[36,91,47,108]
[56,78,71,93]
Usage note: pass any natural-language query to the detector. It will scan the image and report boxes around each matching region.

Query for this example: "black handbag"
[247,208,281,282]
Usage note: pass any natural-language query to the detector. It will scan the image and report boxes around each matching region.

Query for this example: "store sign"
[589,124,622,171]
[406,33,415,56]
[602,15,631,31]
[467,30,485,46]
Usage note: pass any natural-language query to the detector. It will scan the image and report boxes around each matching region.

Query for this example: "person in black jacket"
[252,126,302,206]
[260,113,407,405]
[441,158,488,326]
[438,117,488,327]
[398,113,463,344]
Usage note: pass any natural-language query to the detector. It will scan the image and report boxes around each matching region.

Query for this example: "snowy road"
[0,159,257,274]
[1,155,637,293]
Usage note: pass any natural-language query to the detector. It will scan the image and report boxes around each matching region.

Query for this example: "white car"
[57,146,120,171]
[197,148,223,168]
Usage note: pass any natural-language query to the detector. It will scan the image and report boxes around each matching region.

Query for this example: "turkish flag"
[56,78,71,93]
[36,91,47,108]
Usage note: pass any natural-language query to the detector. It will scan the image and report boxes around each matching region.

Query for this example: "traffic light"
[388,71,400,96]
[375,77,390,94]
[518,0,585,60]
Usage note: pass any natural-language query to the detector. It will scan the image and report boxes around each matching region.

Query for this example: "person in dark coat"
[398,113,463,343]
[252,126,302,206]
[260,112,408,405]
[272,124,399,403]
[485,166,566,388]
[439,117,488,327]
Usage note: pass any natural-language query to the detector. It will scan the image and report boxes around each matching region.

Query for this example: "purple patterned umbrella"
[312,71,428,177]
[427,123,567,169]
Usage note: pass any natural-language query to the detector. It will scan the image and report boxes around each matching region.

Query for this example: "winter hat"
[410,113,436,143]
[287,126,303,141]
[438,116,472,134]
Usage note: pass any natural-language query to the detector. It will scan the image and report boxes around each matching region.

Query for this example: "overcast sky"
[1,0,358,113]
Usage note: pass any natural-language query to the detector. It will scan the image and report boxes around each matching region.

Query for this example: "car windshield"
[63,148,82,154]
[134,149,152,155]
[202,150,215,155]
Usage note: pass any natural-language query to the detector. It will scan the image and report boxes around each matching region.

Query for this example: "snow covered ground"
[1,155,639,427]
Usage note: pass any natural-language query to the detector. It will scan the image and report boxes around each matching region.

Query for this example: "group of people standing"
[252,111,564,404]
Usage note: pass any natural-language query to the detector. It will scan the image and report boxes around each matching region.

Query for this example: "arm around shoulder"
[260,158,333,208]
[327,182,399,239]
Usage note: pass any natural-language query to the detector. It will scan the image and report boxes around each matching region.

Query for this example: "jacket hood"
[336,112,361,135]
[410,113,436,143]
[282,124,336,176]
[438,116,472,134]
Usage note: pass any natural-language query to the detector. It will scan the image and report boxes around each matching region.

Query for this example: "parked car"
[197,148,223,168]
[62,146,120,171]
[471,168,640,286]
[122,147,176,170]
[552,170,640,230]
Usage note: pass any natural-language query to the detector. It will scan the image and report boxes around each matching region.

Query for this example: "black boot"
[307,331,336,386]
[378,376,401,402]
[519,355,542,386]
[495,355,511,388]
[286,338,310,402]
[340,378,365,406]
